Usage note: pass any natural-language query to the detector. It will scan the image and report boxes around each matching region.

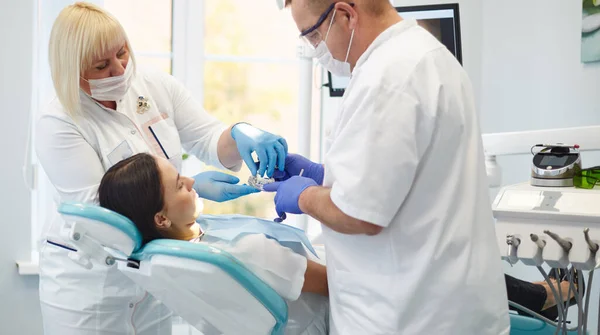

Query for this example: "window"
[104,0,324,226]
[104,0,173,74]
[179,0,323,229]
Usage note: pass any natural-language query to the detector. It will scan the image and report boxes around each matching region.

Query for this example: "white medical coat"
[322,20,510,335]
[35,67,235,334]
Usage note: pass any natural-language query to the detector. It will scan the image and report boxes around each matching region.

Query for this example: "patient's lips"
[193,196,203,219]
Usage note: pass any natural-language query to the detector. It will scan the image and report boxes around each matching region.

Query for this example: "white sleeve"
[224,234,307,301]
[35,114,105,204]
[326,70,437,228]
[161,72,242,171]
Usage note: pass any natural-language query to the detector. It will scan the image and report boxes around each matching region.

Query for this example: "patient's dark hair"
[98,153,165,244]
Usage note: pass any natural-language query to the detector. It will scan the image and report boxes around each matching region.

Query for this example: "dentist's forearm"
[217,126,242,169]
[298,186,383,235]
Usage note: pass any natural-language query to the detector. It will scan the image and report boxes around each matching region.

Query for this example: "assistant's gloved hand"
[193,171,259,202]
[263,176,317,218]
[272,153,324,185]
[231,123,288,178]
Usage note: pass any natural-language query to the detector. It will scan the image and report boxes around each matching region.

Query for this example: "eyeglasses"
[299,2,354,49]
[573,166,600,189]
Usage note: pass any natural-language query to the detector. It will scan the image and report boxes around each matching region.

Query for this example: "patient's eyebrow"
[175,173,180,188]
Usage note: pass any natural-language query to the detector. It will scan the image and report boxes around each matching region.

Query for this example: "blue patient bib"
[197,214,318,258]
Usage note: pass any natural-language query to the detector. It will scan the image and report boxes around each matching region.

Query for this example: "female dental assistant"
[35,3,287,334]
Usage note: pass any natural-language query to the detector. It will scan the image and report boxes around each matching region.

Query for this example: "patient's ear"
[154,212,171,230]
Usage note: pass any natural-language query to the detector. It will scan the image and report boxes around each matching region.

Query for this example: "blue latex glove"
[193,171,259,203]
[263,176,317,219]
[272,153,324,185]
[231,123,288,178]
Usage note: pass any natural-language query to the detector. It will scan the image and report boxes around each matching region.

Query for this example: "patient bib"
[197,214,318,258]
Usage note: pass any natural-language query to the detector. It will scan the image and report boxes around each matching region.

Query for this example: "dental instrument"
[530,144,581,187]
[248,174,276,191]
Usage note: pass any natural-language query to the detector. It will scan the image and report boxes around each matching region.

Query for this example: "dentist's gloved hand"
[263,176,318,219]
[193,171,259,203]
[272,153,324,185]
[231,123,288,178]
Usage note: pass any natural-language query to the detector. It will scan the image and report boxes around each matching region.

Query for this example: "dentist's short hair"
[48,2,136,118]
[284,0,391,16]
[285,0,331,14]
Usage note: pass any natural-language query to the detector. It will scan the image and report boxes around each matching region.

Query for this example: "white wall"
[480,1,600,135]
[0,0,43,334]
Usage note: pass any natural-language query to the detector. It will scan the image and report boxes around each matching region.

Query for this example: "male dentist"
[265,1,510,334]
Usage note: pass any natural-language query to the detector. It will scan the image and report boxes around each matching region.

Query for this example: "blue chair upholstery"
[59,202,143,251]
[133,239,288,335]
[510,314,579,335]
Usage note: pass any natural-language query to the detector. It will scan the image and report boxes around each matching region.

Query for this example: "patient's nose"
[185,176,194,191]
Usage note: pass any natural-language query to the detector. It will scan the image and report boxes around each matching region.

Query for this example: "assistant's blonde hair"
[49,2,136,118]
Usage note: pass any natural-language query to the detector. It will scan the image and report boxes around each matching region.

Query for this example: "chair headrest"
[58,202,143,253]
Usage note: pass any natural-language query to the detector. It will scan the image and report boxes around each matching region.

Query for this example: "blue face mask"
[196,214,318,258]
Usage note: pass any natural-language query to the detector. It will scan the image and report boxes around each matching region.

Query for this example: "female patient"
[98,153,576,331]
[98,152,328,334]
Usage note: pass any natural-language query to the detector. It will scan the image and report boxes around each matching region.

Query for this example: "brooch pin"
[137,96,151,114]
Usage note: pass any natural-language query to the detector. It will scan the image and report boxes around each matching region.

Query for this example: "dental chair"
[56,202,316,335]
[57,202,577,335]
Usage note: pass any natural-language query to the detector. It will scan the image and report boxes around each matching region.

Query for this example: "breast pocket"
[147,118,182,162]
[106,140,134,168]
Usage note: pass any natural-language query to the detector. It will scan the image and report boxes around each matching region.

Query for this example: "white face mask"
[313,9,355,78]
[84,63,133,101]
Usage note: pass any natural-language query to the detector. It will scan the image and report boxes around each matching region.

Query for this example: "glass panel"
[135,56,172,74]
[205,0,300,58]
[201,61,301,218]
[104,0,173,54]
